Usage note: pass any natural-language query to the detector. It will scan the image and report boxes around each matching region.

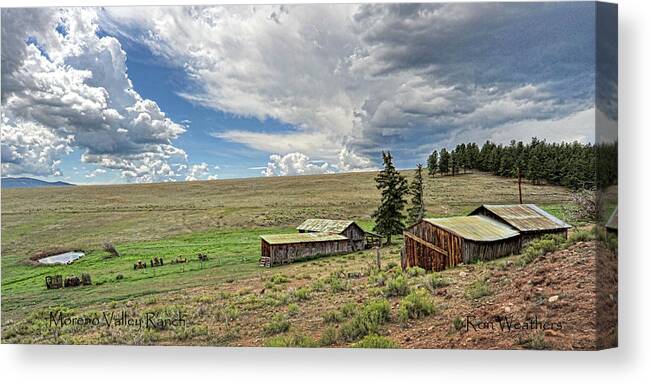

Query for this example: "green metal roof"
[472,204,571,232]
[260,232,348,245]
[296,219,355,234]
[423,216,520,242]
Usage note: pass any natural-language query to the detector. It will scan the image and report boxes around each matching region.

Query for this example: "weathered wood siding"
[404,221,521,271]
[404,221,463,271]
[462,237,521,263]
[266,239,351,266]
[342,224,366,251]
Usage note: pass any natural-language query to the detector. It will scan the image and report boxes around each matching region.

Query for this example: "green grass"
[352,334,398,349]
[398,289,436,323]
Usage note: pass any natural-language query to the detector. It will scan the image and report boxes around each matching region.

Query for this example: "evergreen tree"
[450,149,460,176]
[408,164,426,224]
[425,137,614,191]
[439,148,450,175]
[426,150,438,177]
[372,151,409,245]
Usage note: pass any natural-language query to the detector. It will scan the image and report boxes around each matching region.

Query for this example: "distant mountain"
[1,177,75,189]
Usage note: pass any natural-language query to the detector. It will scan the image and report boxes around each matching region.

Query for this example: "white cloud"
[185,162,217,181]
[1,115,73,177]
[102,4,596,169]
[85,168,106,178]
[262,152,335,177]
[1,8,213,183]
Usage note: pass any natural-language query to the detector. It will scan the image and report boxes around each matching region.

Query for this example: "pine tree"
[372,151,409,245]
[408,164,426,224]
[439,148,450,175]
[450,149,460,176]
[426,150,438,177]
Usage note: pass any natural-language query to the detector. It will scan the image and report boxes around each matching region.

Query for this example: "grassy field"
[1,171,579,345]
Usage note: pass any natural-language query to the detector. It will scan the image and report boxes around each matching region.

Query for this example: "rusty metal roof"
[472,204,571,232]
[296,219,355,234]
[261,232,348,245]
[423,216,520,242]
[605,207,618,230]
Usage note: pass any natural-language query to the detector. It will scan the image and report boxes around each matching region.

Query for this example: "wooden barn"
[296,219,367,251]
[403,215,521,272]
[469,204,571,245]
[259,233,351,267]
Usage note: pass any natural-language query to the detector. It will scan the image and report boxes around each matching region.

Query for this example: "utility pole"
[518,168,523,204]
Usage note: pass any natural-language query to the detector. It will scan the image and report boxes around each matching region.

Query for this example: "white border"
[2,1,650,383]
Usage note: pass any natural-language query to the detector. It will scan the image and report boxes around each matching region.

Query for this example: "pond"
[38,251,85,265]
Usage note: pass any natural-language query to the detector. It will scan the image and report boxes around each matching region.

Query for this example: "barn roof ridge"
[422,215,520,242]
[470,203,571,232]
[296,218,358,233]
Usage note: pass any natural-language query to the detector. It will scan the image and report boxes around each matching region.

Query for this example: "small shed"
[297,219,366,251]
[605,207,618,233]
[469,204,571,245]
[403,216,521,271]
[259,232,350,267]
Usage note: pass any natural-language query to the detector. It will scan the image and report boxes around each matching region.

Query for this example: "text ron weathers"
[465,315,562,332]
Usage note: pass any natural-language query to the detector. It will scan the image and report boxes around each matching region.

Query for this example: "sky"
[0,3,616,184]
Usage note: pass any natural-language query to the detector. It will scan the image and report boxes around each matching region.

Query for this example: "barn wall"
[268,239,351,266]
[260,240,272,267]
[342,224,366,251]
[404,222,463,272]
[462,237,521,263]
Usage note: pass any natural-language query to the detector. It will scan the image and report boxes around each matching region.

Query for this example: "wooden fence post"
[375,246,381,270]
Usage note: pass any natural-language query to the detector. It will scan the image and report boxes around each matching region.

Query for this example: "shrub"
[310,279,326,292]
[339,299,391,342]
[368,271,388,287]
[327,274,349,293]
[270,274,290,284]
[216,305,240,323]
[290,287,311,301]
[406,266,426,277]
[398,289,435,323]
[465,278,492,300]
[566,229,595,244]
[322,310,344,324]
[287,303,300,317]
[352,335,398,349]
[319,326,338,347]
[453,316,465,331]
[424,273,449,292]
[384,261,398,271]
[264,334,318,348]
[383,274,410,297]
[519,332,549,350]
[263,314,290,335]
[519,234,565,265]
[340,302,358,318]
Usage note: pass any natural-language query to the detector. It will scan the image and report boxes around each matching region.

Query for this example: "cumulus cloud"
[1,8,216,182]
[262,153,335,177]
[102,3,600,172]
[185,162,218,181]
[1,116,73,177]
